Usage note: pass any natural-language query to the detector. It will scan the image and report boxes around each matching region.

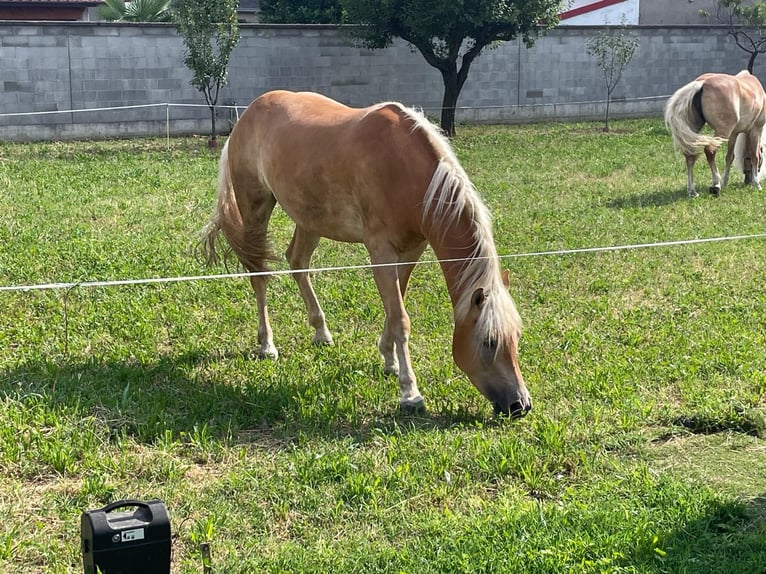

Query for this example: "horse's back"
[226,90,439,245]
[698,71,766,133]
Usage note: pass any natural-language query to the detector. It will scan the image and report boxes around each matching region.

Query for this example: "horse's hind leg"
[286,227,333,345]
[704,147,722,196]
[685,154,699,197]
[249,273,278,359]
[237,187,279,358]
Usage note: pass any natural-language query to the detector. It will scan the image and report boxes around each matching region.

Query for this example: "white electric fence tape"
[1,233,764,293]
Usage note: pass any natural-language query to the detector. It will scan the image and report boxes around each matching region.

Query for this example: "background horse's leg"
[704,146,722,196]
[378,246,425,377]
[366,242,424,410]
[745,130,763,189]
[685,154,698,197]
[285,227,333,345]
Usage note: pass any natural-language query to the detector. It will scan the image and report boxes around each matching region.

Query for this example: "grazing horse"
[664,70,766,197]
[200,90,531,417]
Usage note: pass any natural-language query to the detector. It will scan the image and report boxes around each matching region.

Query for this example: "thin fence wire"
[2,233,764,294]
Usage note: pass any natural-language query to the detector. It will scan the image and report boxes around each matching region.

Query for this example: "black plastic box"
[81,499,171,574]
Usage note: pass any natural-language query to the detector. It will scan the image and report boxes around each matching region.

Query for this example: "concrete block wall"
[0,22,754,141]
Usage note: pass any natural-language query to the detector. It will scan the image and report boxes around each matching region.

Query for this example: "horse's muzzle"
[494,400,532,419]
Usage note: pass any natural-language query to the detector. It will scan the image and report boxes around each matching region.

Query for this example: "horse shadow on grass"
[0,350,492,449]
[606,181,757,209]
[618,490,766,573]
[606,187,691,209]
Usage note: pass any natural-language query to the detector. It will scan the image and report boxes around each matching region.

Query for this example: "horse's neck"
[427,217,488,309]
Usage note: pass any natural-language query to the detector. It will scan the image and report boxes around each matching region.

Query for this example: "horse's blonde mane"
[367,101,522,345]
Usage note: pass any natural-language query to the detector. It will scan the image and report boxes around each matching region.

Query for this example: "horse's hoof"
[709,185,720,196]
[399,396,425,413]
[687,191,699,198]
[311,329,333,346]
[254,346,278,360]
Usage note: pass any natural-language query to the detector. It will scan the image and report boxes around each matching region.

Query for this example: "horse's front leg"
[286,227,333,345]
[378,319,399,376]
[722,136,738,190]
[704,147,722,196]
[378,255,422,377]
[368,249,424,410]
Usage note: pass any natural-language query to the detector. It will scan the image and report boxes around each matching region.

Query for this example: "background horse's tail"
[664,80,727,156]
[199,139,275,272]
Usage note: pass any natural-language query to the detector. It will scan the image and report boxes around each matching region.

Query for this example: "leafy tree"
[586,21,639,132]
[701,0,766,72]
[341,0,565,136]
[260,0,345,24]
[172,0,240,147]
[99,0,172,22]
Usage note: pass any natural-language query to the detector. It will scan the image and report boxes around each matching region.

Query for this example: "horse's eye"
[483,338,498,354]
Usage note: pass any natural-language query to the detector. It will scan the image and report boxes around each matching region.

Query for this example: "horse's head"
[758,132,766,180]
[451,271,531,418]
[734,128,766,186]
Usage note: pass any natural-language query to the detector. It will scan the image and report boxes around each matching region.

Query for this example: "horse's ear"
[501,269,510,289]
[472,288,486,308]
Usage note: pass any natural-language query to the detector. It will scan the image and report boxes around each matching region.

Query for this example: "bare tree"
[701,0,766,73]
[586,21,639,132]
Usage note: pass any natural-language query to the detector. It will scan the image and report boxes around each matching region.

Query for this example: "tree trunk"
[440,69,460,137]
[748,51,757,74]
[209,105,218,148]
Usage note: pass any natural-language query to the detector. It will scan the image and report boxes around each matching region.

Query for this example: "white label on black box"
[121,528,145,542]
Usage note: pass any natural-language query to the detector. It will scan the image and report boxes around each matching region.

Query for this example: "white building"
[557,0,719,26]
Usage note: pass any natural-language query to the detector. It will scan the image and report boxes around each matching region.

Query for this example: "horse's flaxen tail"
[198,139,275,273]
[199,139,235,267]
[664,80,727,156]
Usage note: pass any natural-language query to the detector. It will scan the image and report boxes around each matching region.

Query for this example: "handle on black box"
[102,499,154,514]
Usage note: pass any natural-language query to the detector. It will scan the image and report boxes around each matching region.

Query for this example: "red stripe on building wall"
[559,0,628,21]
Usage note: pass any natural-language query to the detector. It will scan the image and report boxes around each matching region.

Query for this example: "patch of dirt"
[646,430,766,500]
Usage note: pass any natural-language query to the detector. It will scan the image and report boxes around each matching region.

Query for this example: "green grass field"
[1,119,765,573]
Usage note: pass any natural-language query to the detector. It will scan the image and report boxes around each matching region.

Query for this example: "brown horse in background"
[200,90,531,417]
[664,70,766,197]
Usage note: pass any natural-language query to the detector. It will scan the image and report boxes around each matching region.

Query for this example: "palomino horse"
[200,90,530,417]
[664,70,766,197]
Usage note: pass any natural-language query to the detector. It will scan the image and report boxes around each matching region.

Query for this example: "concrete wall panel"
[0,22,755,141]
